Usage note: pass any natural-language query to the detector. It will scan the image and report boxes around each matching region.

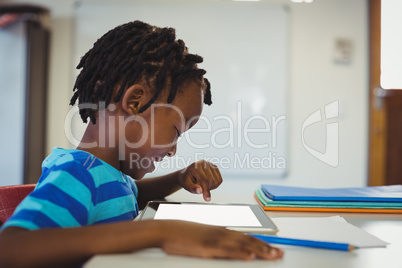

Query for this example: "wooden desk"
[84,191,402,268]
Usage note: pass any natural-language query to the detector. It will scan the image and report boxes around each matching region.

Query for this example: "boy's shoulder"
[43,147,95,170]
[40,147,127,187]
[39,148,101,186]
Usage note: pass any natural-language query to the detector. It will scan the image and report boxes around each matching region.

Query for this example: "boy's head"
[70,20,212,124]
[71,20,212,178]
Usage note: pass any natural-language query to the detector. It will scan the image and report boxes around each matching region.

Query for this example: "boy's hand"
[179,160,222,201]
[160,220,284,260]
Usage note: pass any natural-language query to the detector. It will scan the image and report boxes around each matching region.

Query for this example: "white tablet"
[137,201,278,234]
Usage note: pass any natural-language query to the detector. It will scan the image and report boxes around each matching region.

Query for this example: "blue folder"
[261,184,402,202]
[256,188,402,208]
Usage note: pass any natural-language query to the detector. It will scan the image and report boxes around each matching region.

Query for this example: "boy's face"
[120,81,204,179]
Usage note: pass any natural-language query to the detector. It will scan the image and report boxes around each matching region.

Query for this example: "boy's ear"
[121,84,149,115]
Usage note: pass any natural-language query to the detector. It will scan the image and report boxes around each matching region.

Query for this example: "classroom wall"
[2,0,368,192]
[223,0,369,194]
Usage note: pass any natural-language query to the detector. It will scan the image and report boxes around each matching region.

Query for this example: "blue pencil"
[250,233,357,251]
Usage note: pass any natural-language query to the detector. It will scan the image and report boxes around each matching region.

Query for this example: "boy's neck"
[77,120,121,172]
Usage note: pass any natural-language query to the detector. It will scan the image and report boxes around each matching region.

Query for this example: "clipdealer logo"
[301,100,339,167]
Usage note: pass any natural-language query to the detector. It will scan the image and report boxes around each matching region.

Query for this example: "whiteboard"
[73,1,288,178]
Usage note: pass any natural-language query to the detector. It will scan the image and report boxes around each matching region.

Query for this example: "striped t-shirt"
[1,148,139,230]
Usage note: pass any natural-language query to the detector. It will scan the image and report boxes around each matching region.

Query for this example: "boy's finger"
[210,166,223,189]
[184,172,205,196]
[214,247,256,260]
[198,181,211,201]
[198,167,213,201]
[243,236,284,260]
[213,236,280,261]
[189,166,210,201]
[186,178,203,194]
[203,189,211,202]
[257,246,284,260]
[186,182,209,201]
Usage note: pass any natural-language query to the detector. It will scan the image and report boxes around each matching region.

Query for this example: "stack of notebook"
[255,184,402,213]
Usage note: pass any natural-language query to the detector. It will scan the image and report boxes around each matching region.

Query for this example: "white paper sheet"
[272,216,388,248]
[154,204,262,227]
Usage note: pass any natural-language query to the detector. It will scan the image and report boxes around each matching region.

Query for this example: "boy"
[0,21,283,268]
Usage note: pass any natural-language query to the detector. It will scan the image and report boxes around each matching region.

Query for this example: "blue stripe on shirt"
[1,219,39,230]
[46,161,98,205]
[8,209,61,228]
[37,169,93,210]
[127,177,138,198]
[91,195,137,222]
[94,211,137,225]
[30,184,89,225]
[94,181,133,204]
[12,196,81,227]
[89,164,125,187]
[59,163,96,192]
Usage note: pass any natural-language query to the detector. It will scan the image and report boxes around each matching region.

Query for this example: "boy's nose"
[167,143,177,157]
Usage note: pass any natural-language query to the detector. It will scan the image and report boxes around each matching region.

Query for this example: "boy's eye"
[175,127,182,138]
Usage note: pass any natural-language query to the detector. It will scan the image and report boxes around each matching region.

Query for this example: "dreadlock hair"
[70,20,212,124]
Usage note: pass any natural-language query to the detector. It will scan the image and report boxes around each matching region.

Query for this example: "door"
[368,0,402,186]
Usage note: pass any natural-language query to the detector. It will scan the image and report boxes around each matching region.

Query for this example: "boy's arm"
[0,219,283,268]
[0,220,160,268]
[136,160,222,209]
[135,169,183,208]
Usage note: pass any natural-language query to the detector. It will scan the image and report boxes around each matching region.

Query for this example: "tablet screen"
[154,203,262,227]
[138,201,278,233]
